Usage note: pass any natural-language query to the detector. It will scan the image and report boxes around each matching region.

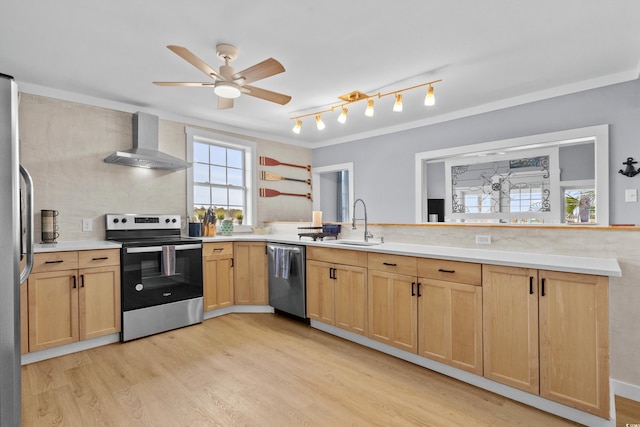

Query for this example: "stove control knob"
[171,218,177,223]
[113,218,119,223]
[122,218,127,223]
[165,218,171,223]
[135,283,143,292]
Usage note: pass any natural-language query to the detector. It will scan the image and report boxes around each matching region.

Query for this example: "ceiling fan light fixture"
[214,81,242,99]
[292,120,302,134]
[316,115,326,130]
[424,84,435,106]
[393,94,403,112]
[365,99,375,117]
[337,107,348,123]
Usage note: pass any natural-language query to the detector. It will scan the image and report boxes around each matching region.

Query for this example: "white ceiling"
[2,1,640,148]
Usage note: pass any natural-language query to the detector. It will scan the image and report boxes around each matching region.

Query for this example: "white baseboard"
[310,320,617,427]
[613,379,640,403]
[21,333,120,365]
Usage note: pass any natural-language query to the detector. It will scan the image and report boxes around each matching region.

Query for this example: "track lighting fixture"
[393,94,403,112]
[424,84,435,106]
[290,79,441,134]
[365,99,375,117]
[337,107,348,123]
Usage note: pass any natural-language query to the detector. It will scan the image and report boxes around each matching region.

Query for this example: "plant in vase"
[235,212,243,225]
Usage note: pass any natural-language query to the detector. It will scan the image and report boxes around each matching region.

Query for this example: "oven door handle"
[126,244,202,254]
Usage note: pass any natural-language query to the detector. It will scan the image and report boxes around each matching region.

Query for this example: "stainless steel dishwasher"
[267,242,306,319]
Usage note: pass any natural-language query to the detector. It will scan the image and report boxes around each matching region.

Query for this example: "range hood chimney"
[104,112,191,171]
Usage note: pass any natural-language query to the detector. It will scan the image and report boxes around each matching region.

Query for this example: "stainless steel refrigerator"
[0,73,34,426]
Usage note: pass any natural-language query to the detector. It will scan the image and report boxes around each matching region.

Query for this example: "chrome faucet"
[352,198,373,242]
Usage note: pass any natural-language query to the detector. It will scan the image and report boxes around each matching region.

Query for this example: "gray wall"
[313,79,640,224]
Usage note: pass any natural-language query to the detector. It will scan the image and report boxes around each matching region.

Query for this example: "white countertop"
[34,240,122,252]
[202,233,622,277]
[36,234,621,277]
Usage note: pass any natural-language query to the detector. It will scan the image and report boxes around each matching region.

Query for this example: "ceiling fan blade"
[167,45,223,80]
[218,97,234,109]
[153,82,214,87]
[244,85,291,105]
[233,58,285,85]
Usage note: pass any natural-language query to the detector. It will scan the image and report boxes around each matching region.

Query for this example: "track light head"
[393,94,403,112]
[292,120,302,134]
[424,85,435,106]
[365,99,375,117]
[316,115,326,130]
[337,107,348,123]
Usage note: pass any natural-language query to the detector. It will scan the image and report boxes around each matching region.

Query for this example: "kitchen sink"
[333,240,381,246]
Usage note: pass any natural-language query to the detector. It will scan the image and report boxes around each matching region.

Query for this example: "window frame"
[186,127,257,228]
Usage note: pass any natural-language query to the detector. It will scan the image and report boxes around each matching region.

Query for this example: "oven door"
[122,243,203,311]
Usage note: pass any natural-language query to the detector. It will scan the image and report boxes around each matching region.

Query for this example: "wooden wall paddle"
[259,188,312,200]
[260,171,311,185]
[259,156,311,171]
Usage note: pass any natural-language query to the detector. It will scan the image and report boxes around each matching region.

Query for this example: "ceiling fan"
[153,44,291,109]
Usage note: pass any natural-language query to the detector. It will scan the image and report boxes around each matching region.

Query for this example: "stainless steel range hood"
[104,112,191,171]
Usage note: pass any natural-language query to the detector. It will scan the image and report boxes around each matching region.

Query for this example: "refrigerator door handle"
[19,164,34,285]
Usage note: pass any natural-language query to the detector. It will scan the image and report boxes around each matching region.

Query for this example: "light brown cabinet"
[26,249,120,352]
[306,247,367,335]
[367,253,418,352]
[417,259,483,375]
[202,242,234,311]
[233,242,268,305]
[482,264,609,418]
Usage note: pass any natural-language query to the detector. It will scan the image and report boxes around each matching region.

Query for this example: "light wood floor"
[20,313,623,426]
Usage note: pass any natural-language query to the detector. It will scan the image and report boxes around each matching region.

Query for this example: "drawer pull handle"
[417,282,422,297]
[438,268,455,273]
[213,248,223,252]
[541,278,546,297]
[529,276,534,294]
[411,282,416,296]
[92,257,108,261]
[45,260,64,264]
[81,275,85,288]
[383,262,397,267]
[72,276,77,289]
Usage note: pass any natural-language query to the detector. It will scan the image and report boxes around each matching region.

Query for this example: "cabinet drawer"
[417,258,481,286]
[368,252,417,276]
[78,249,120,268]
[33,251,79,273]
[307,246,367,267]
[203,242,234,258]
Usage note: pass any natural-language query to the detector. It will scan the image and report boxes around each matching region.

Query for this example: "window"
[186,128,256,226]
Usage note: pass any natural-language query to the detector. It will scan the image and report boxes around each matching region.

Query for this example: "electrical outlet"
[82,218,93,232]
[475,235,491,245]
[625,189,637,203]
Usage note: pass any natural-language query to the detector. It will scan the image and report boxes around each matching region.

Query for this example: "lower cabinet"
[306,246,368,335]
[483,264,610,418]
[202,242,234,311]
[26,249,120,352]
[233,242,268,305]
[417,259,483,375]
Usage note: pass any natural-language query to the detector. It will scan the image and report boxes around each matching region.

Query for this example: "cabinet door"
[334,264,367,335]
[20,282,28,354]
[203,256,234,311]
[79,265,121,340]
[539,270,609,418]
[368,270,417,352]
[28,270,79,351]
[482,264,539,394]
[418,279,483,375]
[234,242,268,305]
[306,260,335,324]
